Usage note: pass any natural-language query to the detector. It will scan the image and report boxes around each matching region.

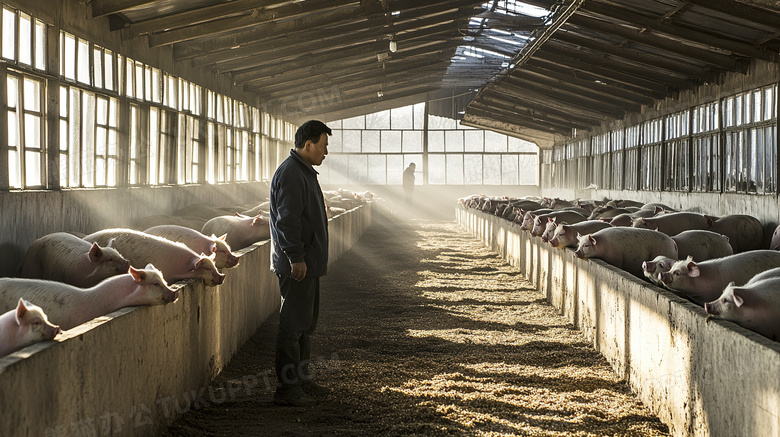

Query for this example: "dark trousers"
[275,274,320,393]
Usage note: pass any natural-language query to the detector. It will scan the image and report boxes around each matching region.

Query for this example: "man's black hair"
[295,120,332,149]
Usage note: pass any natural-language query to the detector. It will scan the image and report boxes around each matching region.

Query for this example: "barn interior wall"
[540,58,780,227]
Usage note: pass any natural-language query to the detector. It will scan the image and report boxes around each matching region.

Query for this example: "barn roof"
[95,0,780,145]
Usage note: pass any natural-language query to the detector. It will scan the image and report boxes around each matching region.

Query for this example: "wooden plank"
[504,75,635,114]
[479,91,606,126]
[498,79,627,119]
[126,0,294,38]
[565,14,744,71]
[469,99,592,131]
[147,0,363,47]
[685,0,780,30]
[582,0,776,60]
[466,106,571,135]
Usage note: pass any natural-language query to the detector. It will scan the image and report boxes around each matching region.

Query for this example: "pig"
[641,202,675,212]
[550,198,575,209]
[704,214,764,253]
[519,209,552,230]
[84,228,225,286]
[18,232,131,288]
[659,251,780,305]
[241,201,271,217]
[0,298,60,357]
[606,199,644,209]
[0,265,176,331]
[574,227,678,278]
[548,220,612,249]
[671,230,733,261]
[704,270,780,341]
[588,207,631,220]
[770,224,780,251]
[201,213,271,250]
[641,255,678,286]
[531,211,587,237]
[144,225,240,269]
[632,212,710,236]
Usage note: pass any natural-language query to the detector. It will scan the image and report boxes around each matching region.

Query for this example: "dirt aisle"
[164,217,668,436]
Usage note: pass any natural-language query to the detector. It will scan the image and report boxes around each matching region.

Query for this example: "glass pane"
[93,48,103,89]
[34,20,46,70]
[391,105,413,129]
[63,33,76,80]
[365,110,390,129]
[348,154,367,184]
[109,98,118,127]
[328,130,342,153]
[328,154,348,185]
[59,87,68,117]
[429,114,456,129]
[24,114,41,149]
[96,97,107,125]
[402,130,422,152]
[342,115,364,129]
[485,130,507,152]
[7,76,18,108]
[59,119,68,151]
[387,155,403,185]
[464,130,484,152]
[105,51,114,91]
[502,155,519,185]
[77,39,90,85]
[342,130,360,153]
[26,150,41,186]
[367,154,386,185]
[464,155,482,184]
[413,103,425,130]
[3,8,16,60]
[428,154,445,184]
[445,131,464,152]
[23,78,40,112]
[362,130,379,153]
[519,154,538,185]
[483,155,501,184]
[405,154,422,185]
[8,149,19,188]
[428,130,443,152]
[446,154,464,184]
[381,130,401,153]
[19,13,31,65]
[509,137,536,152]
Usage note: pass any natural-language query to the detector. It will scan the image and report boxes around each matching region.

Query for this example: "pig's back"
[703,250,780,287]
[0,278,86,322]
[19,233,92,280]
[144,225,211,254]
[85,228,194,270]
[672,230,733,261]
[594,227,678,277]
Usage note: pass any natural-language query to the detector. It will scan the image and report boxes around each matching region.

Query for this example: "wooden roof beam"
[469,99,593,130]
[466,107,572,135]
[90,0,156,18]
[504,75,635,114]
[479,91,606,125]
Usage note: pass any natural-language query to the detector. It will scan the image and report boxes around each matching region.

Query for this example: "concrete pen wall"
[457,206,780,437]
[0,204,372,437]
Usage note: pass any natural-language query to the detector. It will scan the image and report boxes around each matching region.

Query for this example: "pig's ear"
[731,286,746,307]
[207,252,216,261]
[107,237,116,248]
[144,263,155,271]
[588,235,597,245]
[720,234,730,243]
[129,266,145,282]
[548,217,555,222]
[705,216,714,227]
[687,259,700,277]
[88,242,103,262]
[218,233,228,241]
[252,216,260,226]
[15,298,27,324]
[209,243,217,254]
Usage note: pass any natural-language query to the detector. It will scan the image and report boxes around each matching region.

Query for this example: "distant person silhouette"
[403,163,416,205]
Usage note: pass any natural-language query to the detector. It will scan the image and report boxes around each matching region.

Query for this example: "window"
[8,73,45,188]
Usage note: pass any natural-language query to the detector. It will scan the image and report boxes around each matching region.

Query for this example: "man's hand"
[290,262,307,282]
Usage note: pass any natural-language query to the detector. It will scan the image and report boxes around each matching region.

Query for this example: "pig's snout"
[659,272,671,285]
[49,325,62,339]
[214,273,226,285]
[226,255,240,268]
[642,261,654,273]
[574,250,583,259]
[541,236,548,243]
[164,289,179,303]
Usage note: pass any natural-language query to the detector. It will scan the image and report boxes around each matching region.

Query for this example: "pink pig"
[0,265,176,331]
[18,232,130,288]
[84,228,225,286]
[201,213,271,250]
[144,225,239,269]
[705,267,780,341]
[0,298,60,357]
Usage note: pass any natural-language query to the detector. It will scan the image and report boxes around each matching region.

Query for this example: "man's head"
[295,120,331,166]
[408,163,416,170]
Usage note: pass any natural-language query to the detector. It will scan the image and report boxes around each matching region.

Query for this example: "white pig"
[548,220,612,249]
[0,265,176,331]
[201,214,271,250]
[705,271,780,341]
[642,255,678,286]
[18,232,131,288]
[659,251,780,305]
[84,228,225,286]
[574,227,678,278]
[144,225,239,269]
[671,230,733,261]
[632,212,710,236]
[0,299,60,357]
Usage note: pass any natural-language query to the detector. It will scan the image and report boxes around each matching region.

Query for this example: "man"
[269,120,331,407]
[403,162,416,204]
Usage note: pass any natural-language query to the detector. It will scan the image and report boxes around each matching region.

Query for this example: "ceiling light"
[389,40,397,53]
[377,90,384,98]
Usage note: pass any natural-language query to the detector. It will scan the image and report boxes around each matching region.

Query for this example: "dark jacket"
[269,150,329,277]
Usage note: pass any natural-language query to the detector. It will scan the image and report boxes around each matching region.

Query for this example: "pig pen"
[457,206,780,437]
[0,204,372,437]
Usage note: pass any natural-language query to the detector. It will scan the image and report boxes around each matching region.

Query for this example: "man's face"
[303,133,329,166]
